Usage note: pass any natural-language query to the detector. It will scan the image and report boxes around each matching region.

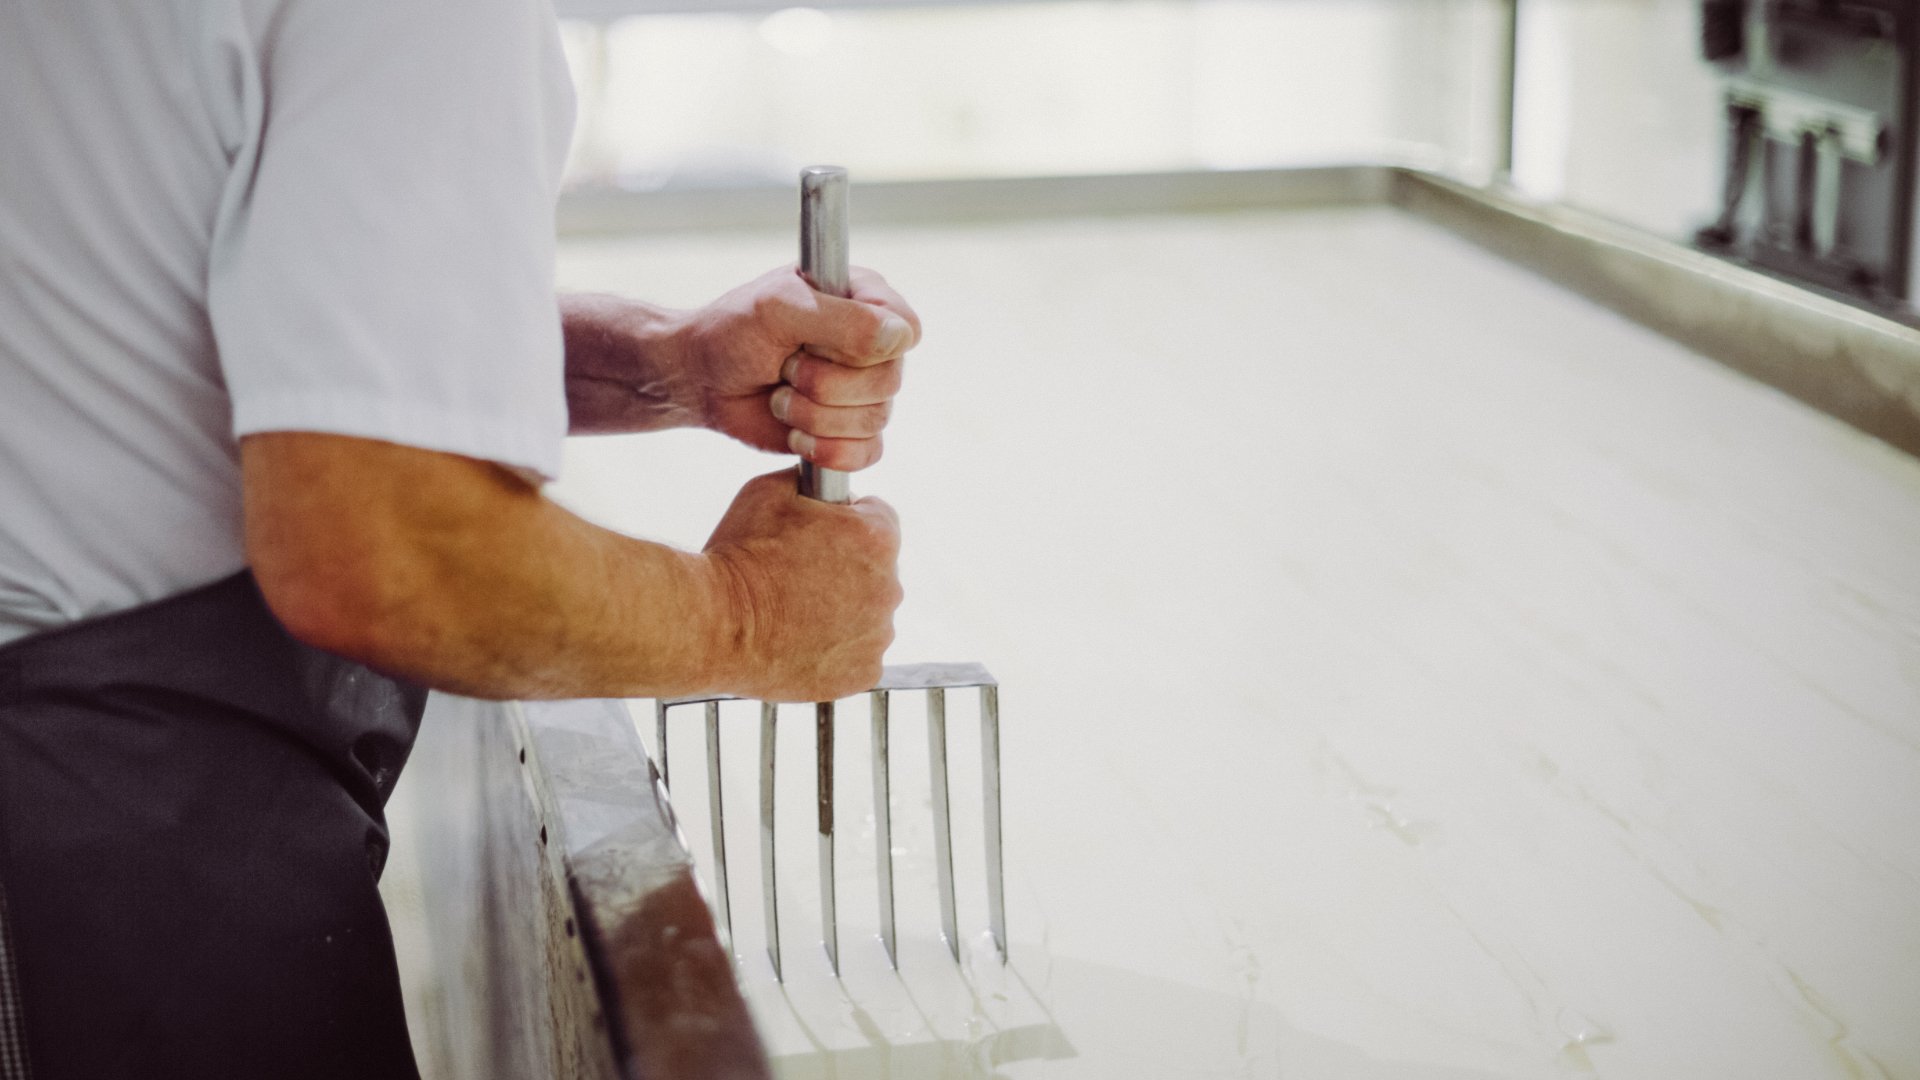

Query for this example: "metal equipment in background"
[652,168,1007,983]
[1696,0,1919,305]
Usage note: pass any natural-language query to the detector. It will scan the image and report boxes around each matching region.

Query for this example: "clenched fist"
[560,265,921,472]
[702,468,902,702]
[682,264,919,471]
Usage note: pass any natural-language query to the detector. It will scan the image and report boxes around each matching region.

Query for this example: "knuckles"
[717,460,902,702]
[784,359,818,398]
[782,393,889,441]
[858,313,897,358]
[752,276,807,323]
[823,435,883,472]
[789,357,903,408]
[856,401,893,437]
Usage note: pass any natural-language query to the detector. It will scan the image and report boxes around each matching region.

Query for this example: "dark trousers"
[0,573,426,1080]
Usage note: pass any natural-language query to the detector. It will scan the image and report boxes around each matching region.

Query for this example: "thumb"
[853,494,900,534]
[776,288,914,368]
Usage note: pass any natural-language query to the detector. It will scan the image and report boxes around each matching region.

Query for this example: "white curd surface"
[536,205,1920,1079]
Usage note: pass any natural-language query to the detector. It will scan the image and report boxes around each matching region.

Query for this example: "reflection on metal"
[704,700,731,945]
[652,699,669,789]
[797,166,852,974]
[868,688,897,969]
[1698,103,1762,252]
[1697,0,1916,301]
[797,165,852,508]
[658,663,1009,979]
[758,702,781,982]
[815,700,837,974]
[1390,169,1920,460]
[1813,128,1844,258]
[1727,77,1887,164]
[860,674,1005,969]
[558,165,1392,235]
[925,688,959,963]
[981,683,1007,959]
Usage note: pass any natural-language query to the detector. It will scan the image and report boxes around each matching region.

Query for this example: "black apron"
[0,572,426,1080]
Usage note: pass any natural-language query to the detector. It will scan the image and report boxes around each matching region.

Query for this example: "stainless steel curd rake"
[653,167,1006,981]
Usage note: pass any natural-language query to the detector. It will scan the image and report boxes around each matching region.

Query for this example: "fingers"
[731,370,891,470]
[739,468,898,543]
[770,351,900,472]
[771,385,891,439]
[781,352,901,407]
[848,266,922,345]
[739,265,916,473]
[744,464,803,497]
[763,266,921,368]
[804,295,913,368]
[853,494,901,535]
[787,430,884,472]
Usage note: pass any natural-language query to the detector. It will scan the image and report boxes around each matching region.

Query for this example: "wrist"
[559,292,703,433]
[635,302,703,421]
[686,548,762,696]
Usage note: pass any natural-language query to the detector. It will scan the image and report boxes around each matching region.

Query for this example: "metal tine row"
[653,662,1006,981]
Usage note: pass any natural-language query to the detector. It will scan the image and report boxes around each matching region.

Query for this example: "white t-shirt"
[0,0,575,645]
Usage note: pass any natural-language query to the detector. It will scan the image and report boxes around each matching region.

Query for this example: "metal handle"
[798,166,852,505]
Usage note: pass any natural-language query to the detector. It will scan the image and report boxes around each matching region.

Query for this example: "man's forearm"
[238,270,919,700]
[557,269,919,469]
[244,432,746,701]
[560,292,702,435]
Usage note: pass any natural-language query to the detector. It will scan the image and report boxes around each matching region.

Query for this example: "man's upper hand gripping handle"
[559,236,920,475]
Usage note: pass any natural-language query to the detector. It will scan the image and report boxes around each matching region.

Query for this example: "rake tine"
[981,685,1006,963]
[870,689,897,969]
[704,701,731,943]
[655,700,670,789]
[817,702,839,974]
[926,688,960,963]
[659,660,1002,980]
[760,701,781,981]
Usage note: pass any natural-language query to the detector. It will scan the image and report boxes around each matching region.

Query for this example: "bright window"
[555,0,1510,190]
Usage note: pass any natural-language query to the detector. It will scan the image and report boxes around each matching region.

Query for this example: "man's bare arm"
[242,432,900,703]
[560,265,920,472]
[559,293,702,435]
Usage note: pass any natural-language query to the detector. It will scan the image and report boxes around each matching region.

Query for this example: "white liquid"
[547,206,1920,1079]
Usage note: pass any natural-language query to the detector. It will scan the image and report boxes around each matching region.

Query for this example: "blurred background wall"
[552,0,1509,188]
[1510,0,1724,239]
[547,0,1920,311]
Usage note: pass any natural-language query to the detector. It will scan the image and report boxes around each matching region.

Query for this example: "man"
[0,0,914,1077]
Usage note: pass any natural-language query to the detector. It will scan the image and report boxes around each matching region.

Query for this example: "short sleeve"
[209,0,575,481]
